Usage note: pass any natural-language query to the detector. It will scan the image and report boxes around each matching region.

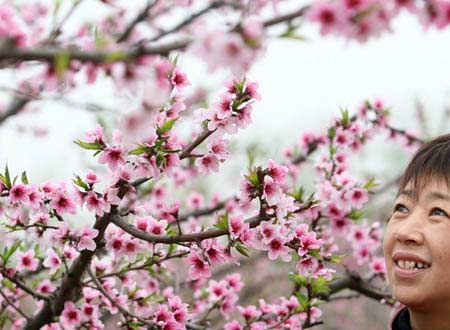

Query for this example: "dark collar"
[390,307,411,330]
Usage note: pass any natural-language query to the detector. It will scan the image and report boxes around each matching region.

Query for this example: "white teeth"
[396,260,430,270]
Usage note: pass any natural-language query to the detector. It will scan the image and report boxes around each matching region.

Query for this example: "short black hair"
[399,134,450,199]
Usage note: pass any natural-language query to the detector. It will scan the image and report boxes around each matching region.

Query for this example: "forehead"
[398,179,450,202]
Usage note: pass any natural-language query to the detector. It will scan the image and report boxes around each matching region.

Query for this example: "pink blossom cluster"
[224,295,323,330]
[306,0,450,42]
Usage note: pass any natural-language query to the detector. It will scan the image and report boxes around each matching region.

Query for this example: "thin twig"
[0,287,30,320]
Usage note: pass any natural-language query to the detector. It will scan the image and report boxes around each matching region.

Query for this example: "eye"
[430,207,449,218]
[393,203,409,214]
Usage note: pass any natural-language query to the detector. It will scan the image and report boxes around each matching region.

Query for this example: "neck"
[410,306,450,330]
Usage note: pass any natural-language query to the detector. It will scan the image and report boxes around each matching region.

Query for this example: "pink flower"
[260,222,277,244]
[147,218,167,236]
[16,250,39,272]
[61,302,81,327]
[8,184,31,204]
[267,159,288,184]
[344,187,369,209]
[84,191,109,217]
[186,191,204,209]
[98,146,126,171]
[77,226,99,251]
[294,223,309,239]
[370,257,386,274]
[85,124,104,144]
[306,0,344,36]
[49,190,77,215]
[171,67,190,90]
[262,175,281,206]
[297,256,319,277]
[186,251,211,280]
[229,215,247,238]
[225,273,244,292]
[195,153,219,174]
[208,138,230,161]
[43,248,61,274]
[37,279,55,295]
[238,305,261,320]
[85,170,99,184]
[330,216,351,235]
[299,232,322,256]
[224,320,242,330]
[267,237,291,262]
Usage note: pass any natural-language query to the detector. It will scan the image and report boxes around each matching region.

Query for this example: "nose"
[394,210,425,245]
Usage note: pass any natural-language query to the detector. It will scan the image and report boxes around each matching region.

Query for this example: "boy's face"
[383,179,450,310]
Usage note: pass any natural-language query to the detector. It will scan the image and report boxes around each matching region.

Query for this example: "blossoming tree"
[0,1,447,330]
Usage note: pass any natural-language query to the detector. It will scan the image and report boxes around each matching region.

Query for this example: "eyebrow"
[398,190,450,202]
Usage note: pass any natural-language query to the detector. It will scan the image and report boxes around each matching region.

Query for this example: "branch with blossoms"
[0,1,444,330]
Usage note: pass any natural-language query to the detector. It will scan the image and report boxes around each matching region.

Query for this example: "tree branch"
[0,96,29,124]
[0,287,30,320]
[116,0,159,43]
[150,1,233,42]
[86,267,157,329]
[180,129,215,160]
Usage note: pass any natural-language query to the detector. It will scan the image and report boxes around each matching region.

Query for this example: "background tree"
[0,1,448,329]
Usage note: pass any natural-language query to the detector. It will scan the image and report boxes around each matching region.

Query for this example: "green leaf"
[158,119,177,135]
[55,51,70,79]
[348,208,365,221]
[2,278,14,291]
[246,170,259,187]
[295,292,309,310]
[4,164,12,189]
[288,272,307,286]
[311,277,331,296]
[340,108,350,126]
[104,51,127,62]
[129,145,151,155]
[21,171,29,185]
[328,143,337,158]
[327,127,336,140]
[72,175,90,191]
[213,213,229,231]
[167,243,177,256]
[235,243,249,257]
[74,140,103,151]
[329,253,346,264]
[363,177,378,190]
[280,28,307,41]
[2,241,22,265]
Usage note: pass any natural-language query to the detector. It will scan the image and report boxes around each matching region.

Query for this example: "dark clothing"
[390,307,411,330]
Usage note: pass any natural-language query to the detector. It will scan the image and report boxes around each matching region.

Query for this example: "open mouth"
[395,260,431,271]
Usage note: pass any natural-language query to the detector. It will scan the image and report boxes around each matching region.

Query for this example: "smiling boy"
[384,134,450,330]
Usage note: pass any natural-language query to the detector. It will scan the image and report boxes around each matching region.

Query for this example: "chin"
[393,286,428,308]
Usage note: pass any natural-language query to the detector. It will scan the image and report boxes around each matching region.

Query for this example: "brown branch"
[45,0,85,44]
[322,273,392,303]
[111,213,261,244]
[1,271,50,302]
[0,96,29,124]
[178,199,230,222]
[150,1,233,42]
[116,0,159,43]
[0,39,190,64]
[86,267,157,329]
[263,5,310,27]
[0,5,312,67]
[180,129,215,159]
[0,287,30,320]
